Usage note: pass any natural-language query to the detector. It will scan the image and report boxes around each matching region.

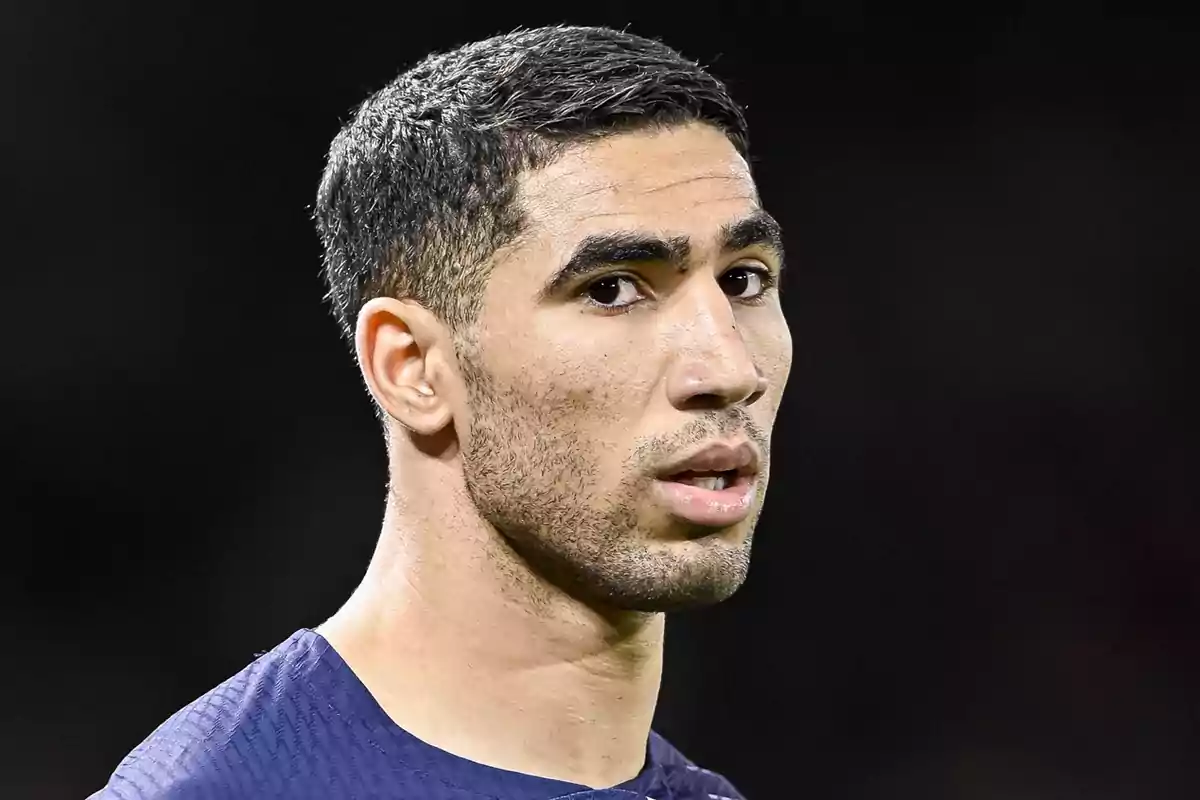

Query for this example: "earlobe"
[355,297,454,435]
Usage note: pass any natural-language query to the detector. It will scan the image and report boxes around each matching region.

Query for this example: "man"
[92,24,792,800]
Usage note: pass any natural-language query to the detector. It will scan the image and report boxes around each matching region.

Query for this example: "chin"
[609,577,746,613]
[595,545,753,613]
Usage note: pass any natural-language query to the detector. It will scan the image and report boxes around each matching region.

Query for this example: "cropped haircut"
[313,24,750,351]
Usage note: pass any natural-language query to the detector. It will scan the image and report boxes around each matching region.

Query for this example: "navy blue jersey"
[89,629,744,799]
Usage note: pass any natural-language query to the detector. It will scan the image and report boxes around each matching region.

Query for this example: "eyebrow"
[536,208,785,302]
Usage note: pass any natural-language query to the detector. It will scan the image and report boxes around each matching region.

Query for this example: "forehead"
[515,123,760,255]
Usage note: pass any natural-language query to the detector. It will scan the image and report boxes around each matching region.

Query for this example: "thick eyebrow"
[720,209,785,265]
[536,208,785,302]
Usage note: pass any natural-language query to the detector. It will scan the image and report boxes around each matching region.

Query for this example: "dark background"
[4,2,1198,798]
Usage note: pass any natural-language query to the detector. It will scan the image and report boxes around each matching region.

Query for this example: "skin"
[317,122,793,789]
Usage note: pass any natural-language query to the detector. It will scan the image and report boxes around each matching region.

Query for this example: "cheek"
[542,353,644,428]
[510,329,654,430]
[754,305,793,365]
[746,321,794,412]
[768,327,794,385]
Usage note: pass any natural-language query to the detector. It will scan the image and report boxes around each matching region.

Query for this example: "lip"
[655,440,760,480]
[652,473,758,527]
[652,440,761,528]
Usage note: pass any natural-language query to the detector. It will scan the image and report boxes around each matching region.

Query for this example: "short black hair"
[313,24,750,348]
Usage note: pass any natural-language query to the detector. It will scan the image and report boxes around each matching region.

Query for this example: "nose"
[665,289,768,412]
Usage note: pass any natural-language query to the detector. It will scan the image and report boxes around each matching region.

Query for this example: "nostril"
[680,393,729,412]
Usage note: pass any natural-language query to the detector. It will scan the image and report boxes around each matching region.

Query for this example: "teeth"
[694,475,728,491]
[670,471,734,490]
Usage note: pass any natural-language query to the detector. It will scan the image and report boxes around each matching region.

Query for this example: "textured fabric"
[89,629,744,800]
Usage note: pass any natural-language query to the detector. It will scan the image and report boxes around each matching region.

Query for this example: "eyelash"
[579,265,779,314]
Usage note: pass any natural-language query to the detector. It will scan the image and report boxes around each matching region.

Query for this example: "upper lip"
[656,440,760,479]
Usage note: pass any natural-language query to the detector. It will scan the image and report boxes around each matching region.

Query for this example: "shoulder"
[89,630,336,800]
[649,730,746,800]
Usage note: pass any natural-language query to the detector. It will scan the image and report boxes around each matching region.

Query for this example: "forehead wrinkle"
[636,174,751,196]
[520,177,620,223]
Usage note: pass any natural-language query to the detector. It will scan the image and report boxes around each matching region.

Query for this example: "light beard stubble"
[456,344,770,614]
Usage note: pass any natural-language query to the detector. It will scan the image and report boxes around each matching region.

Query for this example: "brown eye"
[719,266,769,299]
[584,275,643,309]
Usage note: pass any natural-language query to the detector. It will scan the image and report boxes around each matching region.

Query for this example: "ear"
[354,297,454,436]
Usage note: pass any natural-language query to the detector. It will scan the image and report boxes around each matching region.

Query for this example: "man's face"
[458,123,792,612]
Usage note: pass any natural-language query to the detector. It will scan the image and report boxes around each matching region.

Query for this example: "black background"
[4,2,1198,798]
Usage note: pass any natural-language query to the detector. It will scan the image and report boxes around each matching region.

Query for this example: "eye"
[719,265,776,302]
[582,274,645,310]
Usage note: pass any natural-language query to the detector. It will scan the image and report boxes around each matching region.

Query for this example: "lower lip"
[652,474,757,527]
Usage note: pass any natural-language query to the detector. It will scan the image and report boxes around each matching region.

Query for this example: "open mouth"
[651,440,760,527]
[652,469,756,527]
[665,469,740,491]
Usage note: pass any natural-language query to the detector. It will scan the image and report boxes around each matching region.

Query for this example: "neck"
[317,458,665,789]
